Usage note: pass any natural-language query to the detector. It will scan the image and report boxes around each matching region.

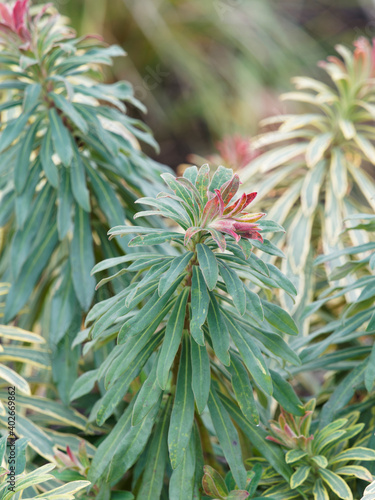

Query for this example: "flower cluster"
[0,0,31,46]
[266,404,314,450]
[163,165,265,251]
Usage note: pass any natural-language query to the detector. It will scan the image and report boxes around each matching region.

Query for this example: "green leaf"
[71,144,90,212]
[335,465,373,482]
[224,313,272,395]
[195,164,210,204]
[197,243,218,291]
[313,479,330,500]
[190,266,209,345]
[209,165,233,191]
[50,262,77,346]
[4,224,58,322]
[290,466,311,488]
[136,400,171,500]
[190,337,210,414]
[119,276,183,341]
[157,289,189,389]
[50,92,89,133]
[183,165,198,184]
[207,293,230,366]
[57,167,73,239]
[301,159,326,215]
[311,456,328,468]
[330,447,375,464]
[41,128,59,188]
[168,335,195,469]
[245,288,264,321]
[319,468,352,500]
[0,365,30,394]
[202,465,229,498]
[169,430,196,500]
[251,238,285,258]
[219,262,246,315]
[306,133,332,167]
[262,301,298,335]
[229,355,259,425]
[0,111,31,154]
[365,343,375,392]
[70,206,96,311]
[285,449,308,464]
[108,397,162,482]
[23,82,42,112]
[270,370,304,416]
[158,252,193,296]
[14,118,40,193]
[319,361,367,428]
[208,388,247,489]
[132,358,163,426]
[49,108,73,166]
[70,369,98,401]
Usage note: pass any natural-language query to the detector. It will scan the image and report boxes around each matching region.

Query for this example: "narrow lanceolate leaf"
[169,430,196,500]
[120,276,183,341]
[335,466,372,482]
[49,108,73,166]
[137,400,171,500]
[219,262,246,315]
[319,468,352,500]
[190,266,209,345]
[262,301,298,336]
[41,128,59,188]
[301,159,326,216]
[245,288,264,321]
[285,449,308,464]
[108,398,162,482]
[313,479,330,500]
[57,168,73,239]
[330,148,347,199]
[202,465,229,498]
[70,206,96,311]
[50,92,89,133]
[365,343,375,392]
[158,252,193,296]
[70,369,98,401]
[168,335,195,469]
[132,357,163,426]
[229,355,259,425]
[224,313,272,395]
[0,366,30,395]
[330,447,375,464]
[197,243,218,291]
[207,293,230,366]
[195,164,210,204]
[14,119,40,193]
[270,370,305,416]
[71,145,90,212]
[290,466,311,489]
[190,337,210,414]
[306,133,332,167]
[157,289,189,389]
[220,395,292,482]
[4,224,58,322]
[207,388,247,490]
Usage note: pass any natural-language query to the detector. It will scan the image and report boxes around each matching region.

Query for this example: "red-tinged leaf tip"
[266,436,285,445]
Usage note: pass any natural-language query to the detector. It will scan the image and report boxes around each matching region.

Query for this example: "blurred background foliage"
[58,0,375,168]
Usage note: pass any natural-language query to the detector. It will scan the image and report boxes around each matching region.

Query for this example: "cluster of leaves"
[0,2,166,344]
[70,164,306,498]
[241,39,375,308]
[0,436,89,499]
[0,0,168,403]
[263,401,375,500]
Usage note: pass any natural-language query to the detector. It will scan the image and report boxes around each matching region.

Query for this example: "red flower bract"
[185,173,265,251]
[0,0,31,43]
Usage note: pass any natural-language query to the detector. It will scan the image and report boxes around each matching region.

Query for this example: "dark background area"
[60,0,375,168]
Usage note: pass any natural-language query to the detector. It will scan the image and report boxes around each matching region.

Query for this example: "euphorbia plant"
[74,164,303,498]
[241,38,375,309]
[261,401,375,500]
[0,1,166,401]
